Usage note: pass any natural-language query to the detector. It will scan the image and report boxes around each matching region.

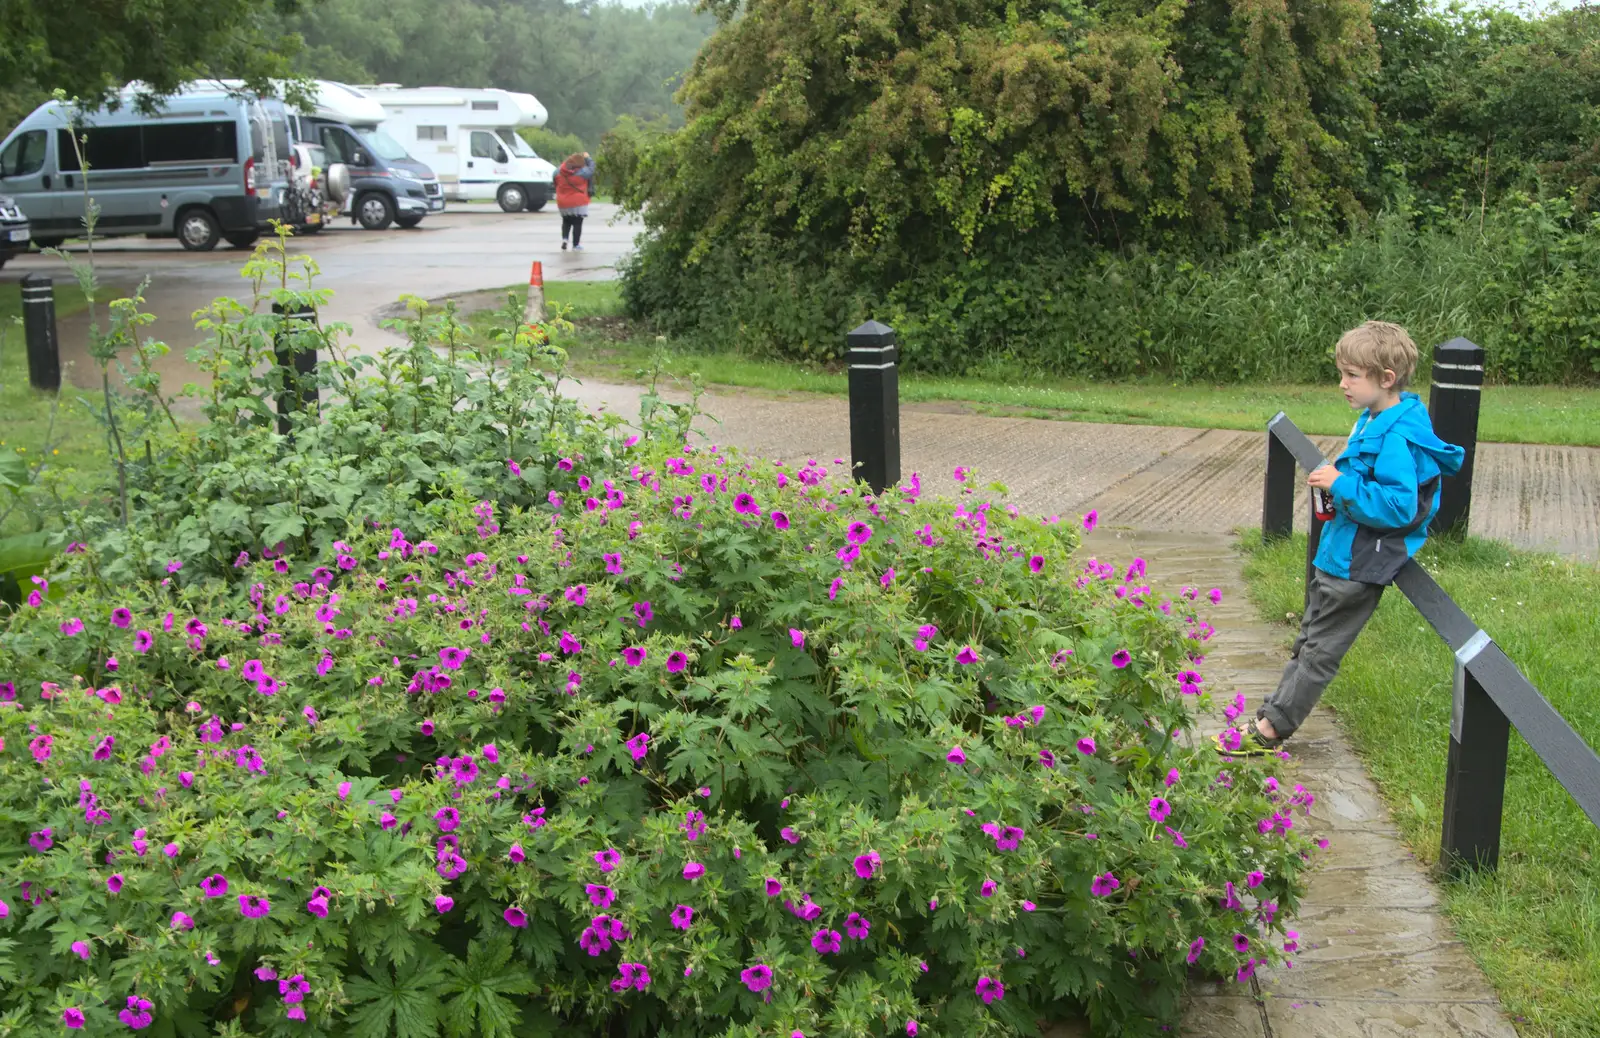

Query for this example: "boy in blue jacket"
[1218,321,1465,756]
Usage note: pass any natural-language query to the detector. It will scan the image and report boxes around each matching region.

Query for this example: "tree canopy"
[0,0,308,107]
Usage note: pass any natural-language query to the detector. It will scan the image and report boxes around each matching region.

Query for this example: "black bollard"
[20,274,60,391]
[1427,338,1483,538]
[272,302,319,436]
[1439,631,1509,874]
[846,320,901,496]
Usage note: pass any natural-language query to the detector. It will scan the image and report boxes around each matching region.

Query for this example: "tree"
[0,0,310,108]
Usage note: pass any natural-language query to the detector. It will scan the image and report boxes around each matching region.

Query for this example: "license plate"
[7,228,28,242]
[305,213,321,225]
[429,199,444,211]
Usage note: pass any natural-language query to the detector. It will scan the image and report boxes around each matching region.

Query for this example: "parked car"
[362,85,555,212]
[0,84,292,251]
[283,141,333,233]
[0,194,29,268]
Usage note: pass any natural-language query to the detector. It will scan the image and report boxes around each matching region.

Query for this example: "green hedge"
[621,197,1600,385]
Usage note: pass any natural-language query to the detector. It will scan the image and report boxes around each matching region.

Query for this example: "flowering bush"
[1,442,1319,1036]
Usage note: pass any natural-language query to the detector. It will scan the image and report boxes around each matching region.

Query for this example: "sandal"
[1213,718,1284,757]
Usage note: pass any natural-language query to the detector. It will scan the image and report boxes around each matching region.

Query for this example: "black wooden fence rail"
[1261,411,1600,876]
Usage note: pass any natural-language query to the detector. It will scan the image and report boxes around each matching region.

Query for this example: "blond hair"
[1334,321,1417,390]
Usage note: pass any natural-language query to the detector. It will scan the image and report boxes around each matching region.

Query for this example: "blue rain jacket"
[1313,392,1465,584]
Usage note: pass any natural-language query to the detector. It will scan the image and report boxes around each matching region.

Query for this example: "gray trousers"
[1258,569,1384,738]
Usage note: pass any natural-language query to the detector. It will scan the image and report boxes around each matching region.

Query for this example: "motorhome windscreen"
[496,130,536,158]
[361,129,412,161]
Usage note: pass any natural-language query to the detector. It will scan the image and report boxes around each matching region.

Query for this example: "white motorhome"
[361,86,557,212]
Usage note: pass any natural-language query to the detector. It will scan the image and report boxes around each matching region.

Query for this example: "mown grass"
[1240,531,1600,1038]
[482,281,1600,446]
[0,280,108,534]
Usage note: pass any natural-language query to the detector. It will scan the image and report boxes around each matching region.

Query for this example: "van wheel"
[177,208,221,252]
[497,184,527,213]
[395,215,423,229]
[224,232,259,249]
[356,192,395,231]
[31,236,66,250]
[525,198,547,213]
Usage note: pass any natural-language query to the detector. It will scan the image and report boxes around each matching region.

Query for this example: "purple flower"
[1029,554,1044,573]
[633,601,654,627]
[133,630,153,653]
[853,851,881,880]
[955,645,979,665]
[625,732,650,761]
[238,894,272,919]
[946,745,966,765]
[170,911,194,930]
[61,617,84,636]
[1209,587,1223,604]
[764,878,783,897]
[1148,797,1172,823]
[200,874,228,898]
[111,607,132,628]
[670,904,694,930]
[438,646,469,670]
[63,1008,86,1029]
[104,873,125,894]
[1021,900,1036,912]
[1187,936,1206,963]
[117,998,153,1030]
[1082,510,1098,533]
[907,1021,919,1036]
[780,827,800,844]
[623,646,647,667]
[1090,872,1120,897]
[772,511,790,530]
[847,521,873,545]
[740,963,773,992]
[1111,649,1131,669]
[845,912,870,939]
[380,812,397,830]
[734,492,758,514]
[1039,748,1057,768]
[435,895,454,913]
[1166,768,1180,787]
[666,651,688,673]
[789,628,806,648]
[307,894,330,918]
[559,631,582,654]
[980,878,997,897]
[1247,870,1265,888]
[1076,736,1096,756]
[595,848,622,873]
[434,807,460,832]
[811,928,842,954]
[71,940,91,960]
[682,861,706,881]
[27,827,53,852]
[588,884,616,908]
[504,907,528,927]
[975,976,1006,1004]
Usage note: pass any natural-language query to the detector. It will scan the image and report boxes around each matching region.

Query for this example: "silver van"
[0,85,294,252]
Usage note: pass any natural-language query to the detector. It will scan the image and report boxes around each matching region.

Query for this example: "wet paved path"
[566,379,1534,1036]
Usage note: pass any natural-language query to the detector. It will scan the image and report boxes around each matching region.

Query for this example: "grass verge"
[1,279,110,534]
[1239,531,1600,1038]
[488,281,1600,446]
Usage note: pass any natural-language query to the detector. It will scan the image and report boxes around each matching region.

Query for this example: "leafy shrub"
[56,238,656,588]
[518,126,589,167]
[622,196,1600,383]
[2,437,1318,1036]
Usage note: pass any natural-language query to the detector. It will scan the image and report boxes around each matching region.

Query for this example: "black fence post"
[847,320,900,495]
[1428,337,1483,538]
[20,274,60,391]
[1262,416,1296,542]
[1439,631,1510,875]
[272,302,319,436]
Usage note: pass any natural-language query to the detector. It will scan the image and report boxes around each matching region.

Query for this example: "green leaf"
[345,956,448,1038]
[0,452,29,490]
[440,937,535,1038]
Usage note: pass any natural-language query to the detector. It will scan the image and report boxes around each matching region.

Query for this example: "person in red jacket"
[553,152,595,250]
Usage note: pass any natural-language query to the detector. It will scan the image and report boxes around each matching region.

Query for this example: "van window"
[58,125,143,171]
[271,115,291,165]
[320,126,362,165]
[418,126,447,141]
[470,131,499,159]
[0,130,48,177]
[496,130,536,158]
[143,121,238,165]
[471,100,499,111]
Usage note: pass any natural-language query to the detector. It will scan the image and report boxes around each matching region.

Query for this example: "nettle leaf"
[440,936,535,1038]
[346,956,448,1038]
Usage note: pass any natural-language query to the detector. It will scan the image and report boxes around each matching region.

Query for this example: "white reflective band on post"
[1431,381,1481,392]
[848,345,895,354]
[1433,362,1484,373]
[1450,629,1493,741]
[850,361,896,370]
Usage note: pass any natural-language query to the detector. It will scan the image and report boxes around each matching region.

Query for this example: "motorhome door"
[462,129,509,202]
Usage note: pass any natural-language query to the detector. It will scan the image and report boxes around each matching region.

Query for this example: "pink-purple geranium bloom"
[853,851,881,879]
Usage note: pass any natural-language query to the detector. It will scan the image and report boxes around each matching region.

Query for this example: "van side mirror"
[352,150,369,167]
[496,146,509,163]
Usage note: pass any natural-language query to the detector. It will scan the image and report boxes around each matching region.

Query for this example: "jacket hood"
[1350,393,1465,476]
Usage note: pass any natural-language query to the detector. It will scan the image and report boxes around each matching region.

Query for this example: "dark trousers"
[1258,569,1385,738]
[561,214,584,246]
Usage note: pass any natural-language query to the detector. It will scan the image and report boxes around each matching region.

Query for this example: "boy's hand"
[1307,465,1339,491]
